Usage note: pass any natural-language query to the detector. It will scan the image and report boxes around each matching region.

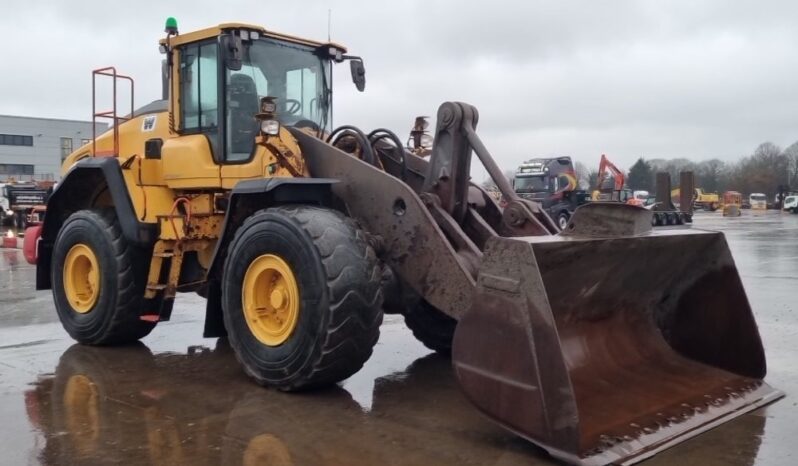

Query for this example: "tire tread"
[226,205,383,390]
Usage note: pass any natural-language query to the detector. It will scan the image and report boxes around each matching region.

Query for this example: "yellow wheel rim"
[242,254,300,346]
[63,244,101,313]
[243,434,293,466]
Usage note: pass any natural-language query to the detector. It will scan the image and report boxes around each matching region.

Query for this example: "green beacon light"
[165,17,179,35]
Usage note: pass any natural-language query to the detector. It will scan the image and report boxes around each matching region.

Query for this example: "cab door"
[162,40,222,189]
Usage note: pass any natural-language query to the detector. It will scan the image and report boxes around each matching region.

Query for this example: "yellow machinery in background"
[694,187,720,211]
[723,191,743,217]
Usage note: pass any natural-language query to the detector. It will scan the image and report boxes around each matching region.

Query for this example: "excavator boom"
[597,153,625,191]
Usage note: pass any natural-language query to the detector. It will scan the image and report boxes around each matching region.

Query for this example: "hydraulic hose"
[368,128,408,182]
[327,125,378,168]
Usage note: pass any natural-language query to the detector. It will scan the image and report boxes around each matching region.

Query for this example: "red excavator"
[591,153,645,206]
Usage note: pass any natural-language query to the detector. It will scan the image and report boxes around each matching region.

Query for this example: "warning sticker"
[142,115,157,132]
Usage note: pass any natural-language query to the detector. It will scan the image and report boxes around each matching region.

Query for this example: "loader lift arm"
[294,102,558,318]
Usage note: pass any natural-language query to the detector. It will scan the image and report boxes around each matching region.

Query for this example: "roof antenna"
[327,9,331,41]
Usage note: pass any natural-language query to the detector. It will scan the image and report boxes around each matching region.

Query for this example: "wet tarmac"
[0,211,796,465]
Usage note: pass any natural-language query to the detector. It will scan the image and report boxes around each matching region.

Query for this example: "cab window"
[180,42,219,132]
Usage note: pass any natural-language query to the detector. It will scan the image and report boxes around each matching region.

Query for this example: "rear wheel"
[52,210,155,345]
[403,298,457,355]
[222,205,383,390]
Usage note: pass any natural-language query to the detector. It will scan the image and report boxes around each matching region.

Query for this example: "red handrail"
[92,67,134,157]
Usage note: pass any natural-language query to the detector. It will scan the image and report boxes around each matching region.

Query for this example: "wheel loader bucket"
[452,206,782,465]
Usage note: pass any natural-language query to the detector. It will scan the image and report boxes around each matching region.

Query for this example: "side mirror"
[350,59,366,92]
[219,33,243,71]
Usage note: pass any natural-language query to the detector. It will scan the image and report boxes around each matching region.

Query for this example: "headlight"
[261,119,280,136]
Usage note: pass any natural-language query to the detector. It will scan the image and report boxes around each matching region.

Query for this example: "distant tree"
[627,157,654,191]
[728,142,788,197]
[574,161,591,190]
[695,159,725,193]
[782,141,798,190]
[755,141,782,159]
[649,158,696,183]
[481,169,515,191]
[587,169,599,191]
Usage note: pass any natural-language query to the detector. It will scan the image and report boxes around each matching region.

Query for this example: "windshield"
[239,39,329,123]
[750,194,766,201]
[514,176,549,193]
[226,39,331,160]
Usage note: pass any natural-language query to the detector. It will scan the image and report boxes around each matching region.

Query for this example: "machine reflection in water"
[24,341,552,466]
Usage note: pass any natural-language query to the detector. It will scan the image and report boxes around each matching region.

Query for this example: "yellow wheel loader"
[32,18,781,465]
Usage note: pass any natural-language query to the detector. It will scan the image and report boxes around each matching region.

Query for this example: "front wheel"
[556,211,570,230]
[52,210,155,345]
[222,205,383,391]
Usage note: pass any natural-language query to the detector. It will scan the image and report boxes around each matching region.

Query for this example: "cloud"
[1,0,796,181]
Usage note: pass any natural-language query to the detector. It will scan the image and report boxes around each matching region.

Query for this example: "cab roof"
[159,22,347,52]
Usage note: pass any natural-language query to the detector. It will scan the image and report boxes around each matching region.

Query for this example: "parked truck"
[0,181,51,229]
[749,193,767,210]
[513,157,588,229]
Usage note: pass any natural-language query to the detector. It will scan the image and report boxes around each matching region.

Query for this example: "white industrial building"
[0,115,107,182]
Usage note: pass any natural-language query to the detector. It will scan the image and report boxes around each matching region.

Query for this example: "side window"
[180,42,219,132]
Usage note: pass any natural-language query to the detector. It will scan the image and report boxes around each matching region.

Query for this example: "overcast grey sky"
[2,0,796,179]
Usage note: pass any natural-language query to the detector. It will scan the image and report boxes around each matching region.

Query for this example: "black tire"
[666,212,676,225]
[403,298,457,355]
[556,211,570,230]
[52,209,155,345]
[222,205,383,391]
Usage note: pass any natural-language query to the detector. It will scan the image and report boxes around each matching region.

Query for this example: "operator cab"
[160,19,365,164]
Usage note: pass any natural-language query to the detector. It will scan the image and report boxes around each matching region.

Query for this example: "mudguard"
[36,158,154,290]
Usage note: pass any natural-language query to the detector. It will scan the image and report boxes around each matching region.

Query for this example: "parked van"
[783,195,798,213]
